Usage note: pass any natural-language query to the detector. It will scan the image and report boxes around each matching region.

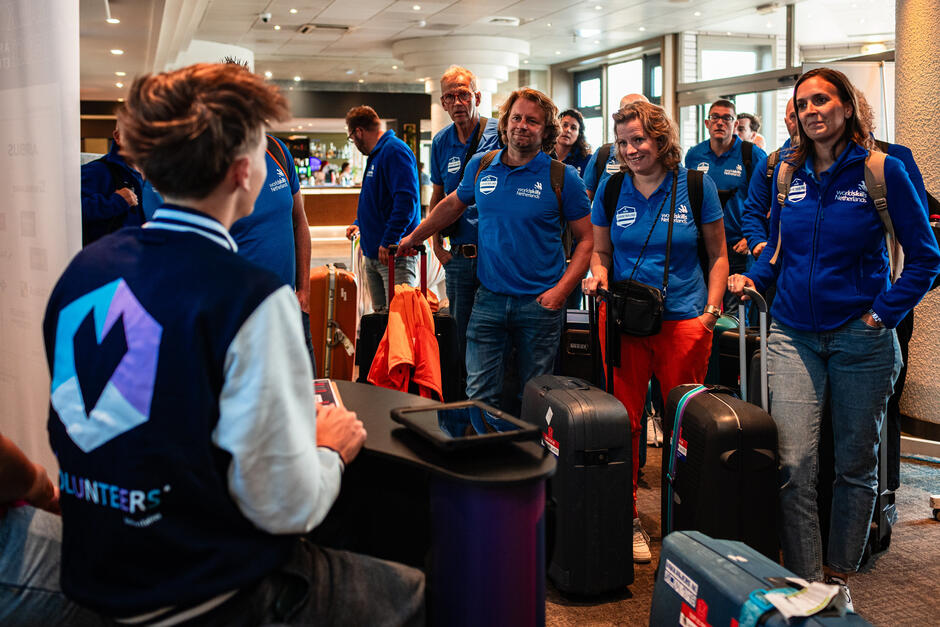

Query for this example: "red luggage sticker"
[677,427,688,460]
[542,426,560,457]
[679,599,712,627]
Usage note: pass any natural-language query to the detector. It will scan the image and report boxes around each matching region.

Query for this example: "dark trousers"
[886,309,914,490]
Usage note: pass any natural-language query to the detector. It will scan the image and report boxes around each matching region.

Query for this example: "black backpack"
[603,169,710,277]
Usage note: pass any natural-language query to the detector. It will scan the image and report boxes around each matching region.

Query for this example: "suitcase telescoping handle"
[738,287,768,412]
[386,243,428,303]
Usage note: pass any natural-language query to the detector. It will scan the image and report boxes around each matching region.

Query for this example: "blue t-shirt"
[354,130,421,259]
[430,117,501,245]
[229,136,300,288]
[583,143,621,194]
[456,150,590,296]
[591,167,724,320]
[559,149,592,178]
[684,136,767,244]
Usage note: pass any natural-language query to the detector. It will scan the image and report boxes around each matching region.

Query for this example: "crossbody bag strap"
[628,171,677,295]
[457,117,487,182]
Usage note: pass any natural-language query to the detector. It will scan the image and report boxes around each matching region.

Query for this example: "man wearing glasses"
[344,105,420,310]
[685,99,766,310]
[428,66,501,368]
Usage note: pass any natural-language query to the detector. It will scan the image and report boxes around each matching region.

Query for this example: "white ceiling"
[80,0,896,101]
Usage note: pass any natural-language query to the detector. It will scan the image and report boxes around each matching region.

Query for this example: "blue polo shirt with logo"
[583,143,621,194]
[430,117,501,246]
[684,136,766,245]
[229,136,300,288]
[456,150,590,296]
[592,167,724,320]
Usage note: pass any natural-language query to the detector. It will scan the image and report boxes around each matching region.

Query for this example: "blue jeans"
[768,318,900,579]
[465,286,563,410]
[443,255,479,364]
[0,507,107,626]
[363,255,418,311]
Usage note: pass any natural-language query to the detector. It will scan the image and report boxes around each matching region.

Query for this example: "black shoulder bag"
[610,171,677,337]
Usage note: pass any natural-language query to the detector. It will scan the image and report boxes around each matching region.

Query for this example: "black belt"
[450,243,477,259]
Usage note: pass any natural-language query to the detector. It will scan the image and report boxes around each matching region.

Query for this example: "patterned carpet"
[545,447,940,626]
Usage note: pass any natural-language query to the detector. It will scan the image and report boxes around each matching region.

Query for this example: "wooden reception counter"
[301,187,359,227]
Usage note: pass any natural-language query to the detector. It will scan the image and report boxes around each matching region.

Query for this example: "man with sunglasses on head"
[428,66,501,367]
[685,99,767,311]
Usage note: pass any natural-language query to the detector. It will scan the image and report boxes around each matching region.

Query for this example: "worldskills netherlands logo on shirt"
[447,156,461,174]
[616,206,637,228]
[696,162,710,174]
[479,174,498,195]
[788,178,807,203]
[50,279,162,453]
[605,159,621,175]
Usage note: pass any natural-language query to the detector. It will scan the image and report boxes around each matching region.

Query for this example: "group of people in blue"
[4,58,938,625]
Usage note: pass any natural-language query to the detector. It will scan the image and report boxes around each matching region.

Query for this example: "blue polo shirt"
[354,130,421,259]
[456,150,590,296]
[583,143,621,193]
[229,136,300,288]
[684,136,766,245]
[430,117,501,246]
[592,167,724,320]
[559,149,592,178]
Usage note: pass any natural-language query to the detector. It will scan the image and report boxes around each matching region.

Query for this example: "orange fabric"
[599,304,712,518]
[367,285,443,400]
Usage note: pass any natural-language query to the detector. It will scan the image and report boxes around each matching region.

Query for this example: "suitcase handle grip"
[385,244,428,302]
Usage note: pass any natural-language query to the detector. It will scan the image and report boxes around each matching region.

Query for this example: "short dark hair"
[497,88,559,152]
[118,63,289,200]
[737,112,761,132]
[709,99,736,116]
[345,105,381,133]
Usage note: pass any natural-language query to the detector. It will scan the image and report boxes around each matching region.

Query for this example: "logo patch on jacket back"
[51,279,162,452]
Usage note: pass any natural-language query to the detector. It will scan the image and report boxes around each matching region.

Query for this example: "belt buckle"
[460,243,477,259]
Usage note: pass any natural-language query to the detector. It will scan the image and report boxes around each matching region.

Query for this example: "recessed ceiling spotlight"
[766,22,773,28]
[412,4,421,10]
[293,75,302,82]
[555,50,561,55]
[290,8,298,14]
[345,69,355,75]
[726,31,732,35]
[110,49,124,55]
[274,24,281,30]
[358,78,365,83]
[594,5,602,10]
[547,22,552,27]
[594,39,600,44]
[115,71,126,77]
[523,59,529,64]
[638,26,646,31]
[115,82,124,88]
[694,11,701,16]
[264,71,273,78]
[392,65,398,69]
[117,97,124,102]
[106,17,120,24]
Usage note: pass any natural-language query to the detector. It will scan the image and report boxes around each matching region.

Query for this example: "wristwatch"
[704,304,721,318]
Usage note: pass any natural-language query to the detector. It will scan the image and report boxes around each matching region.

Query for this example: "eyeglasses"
[708,114,736,123]
[347,129,359,143]
[441,90,474,105]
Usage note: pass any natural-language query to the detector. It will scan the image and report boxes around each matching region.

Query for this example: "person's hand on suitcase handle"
[391,239,426,257]
[727,274,755,299]
[581,271,608,297]
[316,404,367,466]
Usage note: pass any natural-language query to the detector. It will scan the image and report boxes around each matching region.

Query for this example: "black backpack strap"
[595,143,612,182]
[603,171,626,225]
[457,117,487,183]
[550,158,565,213]
[686,169,710,279]
[741,140,754,183]
[266,134,290,174]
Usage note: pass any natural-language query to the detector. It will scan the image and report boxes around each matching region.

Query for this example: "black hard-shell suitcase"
[662,289,778,560]
[521,374,633,595]
[651,531,873,626]
[556,296,607,388]
[356,245,462,401]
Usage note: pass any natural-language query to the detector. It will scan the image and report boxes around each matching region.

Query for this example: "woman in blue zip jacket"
[729,67,940,609]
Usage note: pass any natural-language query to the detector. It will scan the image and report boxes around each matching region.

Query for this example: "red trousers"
[599,306,712,518]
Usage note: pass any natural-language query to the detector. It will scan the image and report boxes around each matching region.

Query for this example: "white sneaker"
[825,575,854,613]
[633,517,652,563]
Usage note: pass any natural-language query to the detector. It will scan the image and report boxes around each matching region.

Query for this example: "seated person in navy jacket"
[43,62,424,626]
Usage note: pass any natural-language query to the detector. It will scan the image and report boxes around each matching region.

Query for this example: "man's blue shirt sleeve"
[561,165,590,221]
[583,147,602,192]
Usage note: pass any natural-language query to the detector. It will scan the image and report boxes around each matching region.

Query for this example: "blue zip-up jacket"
[81,143,146,245]
[747,142,940,330]
[353,130,420,258]
[742,138,929,257]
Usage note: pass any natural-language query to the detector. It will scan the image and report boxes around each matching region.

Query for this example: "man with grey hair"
[428,66,501,370]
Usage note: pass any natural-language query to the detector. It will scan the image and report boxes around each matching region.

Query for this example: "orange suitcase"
[309,264,357,380]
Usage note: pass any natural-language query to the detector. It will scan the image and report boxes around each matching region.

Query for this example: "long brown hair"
[789,67,874,167]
